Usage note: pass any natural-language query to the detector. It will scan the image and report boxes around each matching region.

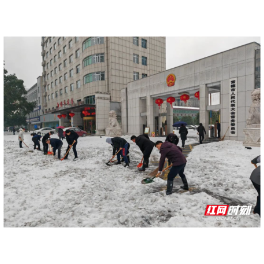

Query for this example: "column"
[166,103,173,134]
[199,84,209,139]
[146,95,154,135]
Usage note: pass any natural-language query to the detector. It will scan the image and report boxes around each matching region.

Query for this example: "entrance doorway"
[83,117,96,135]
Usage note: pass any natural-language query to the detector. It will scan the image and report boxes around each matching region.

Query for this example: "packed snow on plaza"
[4,130,260,227]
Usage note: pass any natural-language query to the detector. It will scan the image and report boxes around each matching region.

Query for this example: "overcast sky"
[4,36,260,89]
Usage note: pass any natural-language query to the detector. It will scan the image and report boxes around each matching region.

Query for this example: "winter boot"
[166,180,174,195]
[180,176,189,190]
[114,161,121,165]
[127,155,130,163]
[124,163,129,168]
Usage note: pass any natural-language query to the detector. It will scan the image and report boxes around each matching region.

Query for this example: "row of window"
[45,37,79,54]
[134,72,147,80]
[133,54,147,65]
[83,37,104,51]
[84,72,105,84]
[133,37,147,49]
[45,64,80,81]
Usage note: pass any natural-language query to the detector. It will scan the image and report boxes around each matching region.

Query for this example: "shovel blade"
[137,162,143,168]
[141,177,155,184]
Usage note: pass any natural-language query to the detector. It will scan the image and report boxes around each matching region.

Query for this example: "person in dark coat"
[216,120,221,138]
[106,137,130,167]
[64,129,79,160]
[31,133,42,150]
[155,141,189,195]
[250,155,261,216]
[131,135,154,171]
[197,123,206,144]
[46,138,63,159]
[58,128,64,140]
[165,133,179,146]
[42,131,54,155]
[179,124,188,148]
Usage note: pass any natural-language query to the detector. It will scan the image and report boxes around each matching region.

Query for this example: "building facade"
[26,77,42,130]
[121,42,261,141]
[41,36,166,134]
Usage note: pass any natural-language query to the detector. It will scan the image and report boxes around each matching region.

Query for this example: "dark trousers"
[53,142,63,159]
[65,142,78,158]
[13,131,15,135]
[43,142,48,154]
[19,141,22,148]
[181,139,186,147]
[117,143,129,164]
[33,139,40,150]
[143,145,154,167]
[167,163,187,184]
[251,181,260,216]
[217,129,221,138]
[199,134,204,144]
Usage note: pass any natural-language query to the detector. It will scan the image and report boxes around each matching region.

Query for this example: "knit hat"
[106,138,112,144]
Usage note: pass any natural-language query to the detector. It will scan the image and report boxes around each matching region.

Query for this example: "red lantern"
[57,115,62,119]
[180,94,190,104]
[69,113,75,117]
[155,98,164,109]
[61,114,67,118]
[166,97,175,108]
[194,91,200,100]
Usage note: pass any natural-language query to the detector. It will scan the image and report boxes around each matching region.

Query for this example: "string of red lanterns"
[166,97,175,108]
[180,94,190,104]
[69,113,75,117]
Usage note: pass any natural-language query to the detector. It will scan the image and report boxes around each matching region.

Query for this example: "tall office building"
[41,36,166,134]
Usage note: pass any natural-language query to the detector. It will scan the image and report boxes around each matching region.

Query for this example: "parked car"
[63,127,87,137]
[34,127,56,136]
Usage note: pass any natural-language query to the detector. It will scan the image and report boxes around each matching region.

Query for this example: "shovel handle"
[107,148,122,163]
[155,164,172,177]
[19,137,29,148]
[252,162,257,168]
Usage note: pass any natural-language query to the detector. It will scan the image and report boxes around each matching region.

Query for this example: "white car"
[34,127,56,136]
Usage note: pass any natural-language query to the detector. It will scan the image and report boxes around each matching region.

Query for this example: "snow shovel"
[60,140,76,161]
[47,144,53,155]
[106,149,122,166]
[137,156,144,168]
[19,137,29,148]
[141,164,172,184]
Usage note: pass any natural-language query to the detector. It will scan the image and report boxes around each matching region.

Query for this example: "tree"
[194,112,199,125]
[181,116,193,125]
[4,69,36,127]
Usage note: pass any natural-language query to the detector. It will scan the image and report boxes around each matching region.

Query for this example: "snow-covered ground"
[4,132,260,227]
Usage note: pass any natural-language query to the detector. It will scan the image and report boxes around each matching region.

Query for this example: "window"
[50,59,53,66]
[59,63,62,71]
[54,55,57,62]
[60,89,63,95]
[76,49,80,58]
[84,72,105,84]
[70,83,74,91]
[51,93,54,99]
[133,37,139,46]
[142,73,147,78]
[55,91,58,98]
[59,76,62,83]
[63,45,67,54]
[76,64,80,73]
[133,72,139,80]
[58,50,62,58]
[64,73,67,80]
[55,79,58,86]
[83,53,104,67]
[46,62,49,69]
[142,39,147,49]
[69,39,73,48]
[48,95,50,100]
[65,86,68,93]
[133,54,139,64]
[51,70,53,77]
[47,73,49,80]
[83,37,104,50]
[75,37,79,42]
[70,69,73,77]
[54,42,57,50]
[69,54,73,63]
[51,82,53,88]
[64,59,67,67]
[84,95,95,105]
[46,52,48,58]
[76,80,81,88]
[142,56,147,66]
[55,67,58,74]
[58,38,61,45]
[50,47,52,54]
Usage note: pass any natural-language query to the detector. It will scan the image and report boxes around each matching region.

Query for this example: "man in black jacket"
[216,120,221,138]
[197,123,206,144]
[179,124,188,148]
[46,138,63,159]
[106,137,130,167]
[64,129,79,160]
[131,134,154,171]
[42,131,54,155]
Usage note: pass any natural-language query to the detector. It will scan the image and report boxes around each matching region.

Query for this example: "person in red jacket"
[155,140,189,195]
